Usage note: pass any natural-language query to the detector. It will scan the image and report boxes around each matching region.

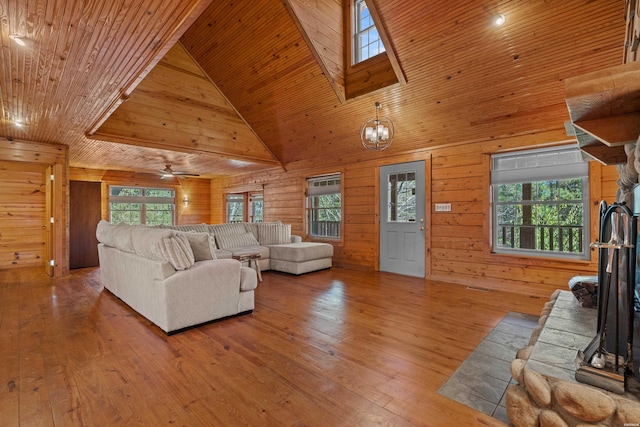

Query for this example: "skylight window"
[354,0,386,64]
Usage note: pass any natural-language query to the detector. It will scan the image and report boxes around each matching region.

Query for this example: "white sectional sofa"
[167,222,334,275]
[96,221,258,334]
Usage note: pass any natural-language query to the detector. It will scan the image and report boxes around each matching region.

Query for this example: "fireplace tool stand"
[576,201,637,394]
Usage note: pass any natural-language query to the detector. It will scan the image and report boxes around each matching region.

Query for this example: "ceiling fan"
[158,164,200,179]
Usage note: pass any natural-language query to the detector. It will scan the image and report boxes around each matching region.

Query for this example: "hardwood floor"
[0,266,548,426]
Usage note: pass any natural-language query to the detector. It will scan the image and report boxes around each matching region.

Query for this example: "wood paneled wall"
[69,169,212,225]
[220,129,619,298]
[0,161,46,269]
[0,138,68,275]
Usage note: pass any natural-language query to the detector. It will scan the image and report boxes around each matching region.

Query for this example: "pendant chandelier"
[360,102,394,150]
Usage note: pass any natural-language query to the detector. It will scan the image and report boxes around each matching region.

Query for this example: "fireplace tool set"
[576,200,638,394]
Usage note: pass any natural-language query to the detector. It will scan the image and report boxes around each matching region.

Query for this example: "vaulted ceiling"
[0,1,626,178]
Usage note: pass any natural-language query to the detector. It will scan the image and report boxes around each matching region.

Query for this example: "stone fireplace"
[505,57,640,426]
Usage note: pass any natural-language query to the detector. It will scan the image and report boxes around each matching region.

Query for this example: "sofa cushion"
[96,220,134,253]
[176,231,217,261]
[244,222,259,239]
[157,234,195,270]
[130,226,175,259]
[125,226,196,270]
[258,223,291,245]
[208,223,246,236]
[215,232,260,249]
[172,223,209,233]
[215,249,233,259]
[269,242,333,262]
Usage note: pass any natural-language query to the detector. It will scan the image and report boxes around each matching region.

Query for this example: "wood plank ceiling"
[0,0,626,178]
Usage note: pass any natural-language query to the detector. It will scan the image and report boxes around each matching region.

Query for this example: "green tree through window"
[307,174,341,239]
[109,186,175,226]
[491,146,589,259]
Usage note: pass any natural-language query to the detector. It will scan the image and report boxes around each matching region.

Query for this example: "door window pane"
[387,172,416,222]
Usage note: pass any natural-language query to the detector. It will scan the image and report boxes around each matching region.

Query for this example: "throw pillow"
[215,232,260,249]
[258,223,291,245]
[157,234,195,270]
[177,231,217,261]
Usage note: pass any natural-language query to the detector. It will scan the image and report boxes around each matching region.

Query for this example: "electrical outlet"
[434,203,451,212]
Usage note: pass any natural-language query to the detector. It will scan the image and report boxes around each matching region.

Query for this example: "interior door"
[379,161,426,277]
[69,181,101,269]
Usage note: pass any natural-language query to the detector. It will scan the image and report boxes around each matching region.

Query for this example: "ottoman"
[269,242,333,275]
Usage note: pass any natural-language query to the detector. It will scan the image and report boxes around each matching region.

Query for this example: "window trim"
[490,145,590,260]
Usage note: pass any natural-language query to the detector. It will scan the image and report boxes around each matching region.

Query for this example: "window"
[386,171,416,222]
[109,186,175,226]
[491,146,589,259]
[226,193,245,223]
[353,0,386,64]
[249,193,263,223]
[307,174,342,239]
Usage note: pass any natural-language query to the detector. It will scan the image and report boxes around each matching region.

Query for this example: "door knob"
[419,226,425,231]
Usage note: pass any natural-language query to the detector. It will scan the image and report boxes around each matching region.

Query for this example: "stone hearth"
[507,290,640,425]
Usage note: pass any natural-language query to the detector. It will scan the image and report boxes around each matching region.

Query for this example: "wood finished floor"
[0,266,548,426]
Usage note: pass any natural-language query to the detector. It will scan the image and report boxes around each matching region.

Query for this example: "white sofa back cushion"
[208,223,246,236]
[96,221,135,253]
[97,221,195,271]
[259,223,291,245]
[215,232,260,249]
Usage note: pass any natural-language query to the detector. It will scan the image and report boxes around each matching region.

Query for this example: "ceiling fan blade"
[172,172,200,177]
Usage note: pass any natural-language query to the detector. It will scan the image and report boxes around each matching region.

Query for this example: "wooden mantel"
[565,60,640,165]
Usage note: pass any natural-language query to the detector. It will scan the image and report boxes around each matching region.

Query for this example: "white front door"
[379,161,426,277]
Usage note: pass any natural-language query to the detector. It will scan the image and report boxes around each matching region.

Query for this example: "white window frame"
[353,0,386,64]
[226,193,245,223]
[108,186,175,226]
[307,173,342,240]
[249,193,263,223]
[490,145,590,260]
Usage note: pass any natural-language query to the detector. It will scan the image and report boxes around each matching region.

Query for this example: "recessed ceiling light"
[491,13,506,27]
[9,34,26,46]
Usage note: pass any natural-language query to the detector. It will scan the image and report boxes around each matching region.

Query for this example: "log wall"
[220,129,619,297]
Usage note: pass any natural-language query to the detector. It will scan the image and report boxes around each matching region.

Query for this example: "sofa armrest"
[290,235,302,243]
[160,259,243,332]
